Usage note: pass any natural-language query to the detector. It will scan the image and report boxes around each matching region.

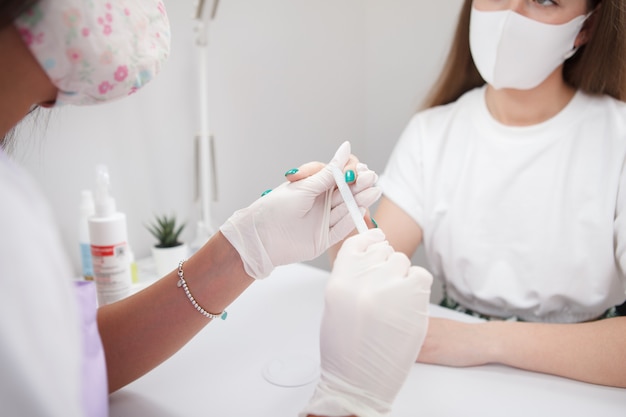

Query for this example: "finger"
[405,266,434,290]
[402,266,433,315]
[381,251,412,277]
[353,187,382,210]
[364,213,378,229]
[330,174,379,208]
[349,169,378,194]
[327,141,351,170]
[284,161,325,182]
[328,211,361,246]
[329,159,378,208]
[330,187,344,208]
[330,199,376,230]
[292,142,352,193]
[329,197,348,226]
[335,233,394,268]
[361,240,396,265]
[342,154,360,184]
[329,200,365,228]
[333,226,386,253]
[286,164,336,197]
[355,162,369,173]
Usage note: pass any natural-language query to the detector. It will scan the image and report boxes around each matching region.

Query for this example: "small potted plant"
[146,214,189,276]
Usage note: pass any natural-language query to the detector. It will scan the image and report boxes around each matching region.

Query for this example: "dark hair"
[0,0,39,30]
[1,0,43,151]
[423,0,625,108]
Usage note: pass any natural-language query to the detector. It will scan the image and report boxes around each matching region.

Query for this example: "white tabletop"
[110,263,626,417]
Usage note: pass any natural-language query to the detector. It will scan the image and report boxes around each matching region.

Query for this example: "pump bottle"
[88,165,131,305]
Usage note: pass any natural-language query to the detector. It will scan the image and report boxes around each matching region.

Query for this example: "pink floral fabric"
[14,0,171,106]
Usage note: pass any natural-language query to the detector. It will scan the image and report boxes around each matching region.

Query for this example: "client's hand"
[219,141,381,279]
[301,229,432,417]
[285,147,377,229]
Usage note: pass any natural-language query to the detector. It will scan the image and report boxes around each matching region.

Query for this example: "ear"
[575,3,601,48]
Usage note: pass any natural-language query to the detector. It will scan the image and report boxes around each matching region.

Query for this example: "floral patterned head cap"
[13,0,171,106]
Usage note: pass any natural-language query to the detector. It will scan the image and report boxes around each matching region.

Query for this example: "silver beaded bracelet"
[177,260,228,320]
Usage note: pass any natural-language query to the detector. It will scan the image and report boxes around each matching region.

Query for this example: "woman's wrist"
[182,231,254,315]
[479,321,510,365]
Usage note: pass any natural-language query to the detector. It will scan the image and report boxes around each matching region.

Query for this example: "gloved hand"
[219,141,381,279]
[300,229,432,417]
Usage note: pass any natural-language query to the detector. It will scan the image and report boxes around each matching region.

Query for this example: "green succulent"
[146,214,186,248]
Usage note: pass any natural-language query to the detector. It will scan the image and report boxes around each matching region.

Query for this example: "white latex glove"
[219,141,381,279]
[301,229,432,417]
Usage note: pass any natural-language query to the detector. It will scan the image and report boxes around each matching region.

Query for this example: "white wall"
[13,0,464,302]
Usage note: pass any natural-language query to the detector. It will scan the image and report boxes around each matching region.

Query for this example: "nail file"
[330,165,368,234]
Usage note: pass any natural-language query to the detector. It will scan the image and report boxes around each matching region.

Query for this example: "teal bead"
[221,311,228,320]
[344,170,356,183]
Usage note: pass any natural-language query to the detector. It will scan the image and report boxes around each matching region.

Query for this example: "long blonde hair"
[423,0,625,109]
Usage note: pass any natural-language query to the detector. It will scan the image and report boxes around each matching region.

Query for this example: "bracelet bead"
[177,260,227,320]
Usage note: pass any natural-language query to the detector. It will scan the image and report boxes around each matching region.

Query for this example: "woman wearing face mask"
[353,0,626,387]
[0,1,433,416]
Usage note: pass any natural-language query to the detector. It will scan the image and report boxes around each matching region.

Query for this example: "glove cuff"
[219,209,274,279]
[299,372,391,417]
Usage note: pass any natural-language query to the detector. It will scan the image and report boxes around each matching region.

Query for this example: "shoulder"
[574,93,626,149]
[577,92,626,123]
[0,152,74,282]
[0,152,53,224]
[399,87,484,148]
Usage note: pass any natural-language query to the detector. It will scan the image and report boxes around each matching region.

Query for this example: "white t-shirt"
[0,150,84,415]
[379,86,626,323]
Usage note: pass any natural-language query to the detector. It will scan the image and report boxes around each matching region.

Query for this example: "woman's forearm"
[486,317,626,387]
[97,232,254,392]
[420,316,626,388]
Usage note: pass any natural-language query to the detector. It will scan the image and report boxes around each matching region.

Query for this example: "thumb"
[327,141,351,170]
[294,141,352,194]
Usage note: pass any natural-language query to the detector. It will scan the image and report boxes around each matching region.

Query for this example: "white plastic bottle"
[79,190,95,281]
[88,165,131,305]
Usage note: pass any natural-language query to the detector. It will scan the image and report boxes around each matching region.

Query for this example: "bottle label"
[91,242,131,305]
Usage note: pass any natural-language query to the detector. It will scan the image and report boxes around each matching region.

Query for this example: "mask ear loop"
[564,46,579,60]
[565,11,595,59]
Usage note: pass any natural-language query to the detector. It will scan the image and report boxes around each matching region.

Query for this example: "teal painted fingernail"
[344,170,355,183]
[284,168,299,176]
[371,217,378,228]
[261,189,272,196]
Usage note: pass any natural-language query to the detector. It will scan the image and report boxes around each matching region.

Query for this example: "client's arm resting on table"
[374,196,626,388]
[419,316,626,388]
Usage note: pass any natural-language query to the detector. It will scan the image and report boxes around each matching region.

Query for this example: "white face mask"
[469,7,589,90]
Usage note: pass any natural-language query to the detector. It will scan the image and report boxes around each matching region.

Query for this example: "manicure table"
[110,262,626,417]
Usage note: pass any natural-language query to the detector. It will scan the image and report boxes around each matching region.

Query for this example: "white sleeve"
[0,157,84,417]
[377,115,425,227]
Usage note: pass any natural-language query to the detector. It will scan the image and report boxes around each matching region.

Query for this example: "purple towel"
[74,281,109,417]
